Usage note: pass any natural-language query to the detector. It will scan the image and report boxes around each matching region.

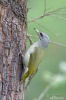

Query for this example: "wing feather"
[28,47,44,75]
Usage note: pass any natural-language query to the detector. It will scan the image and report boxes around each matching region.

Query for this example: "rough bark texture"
[0,0,27,100]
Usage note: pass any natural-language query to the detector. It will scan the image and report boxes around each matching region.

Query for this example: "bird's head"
[34,28,50,48]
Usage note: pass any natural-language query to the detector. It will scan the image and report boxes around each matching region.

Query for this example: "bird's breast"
[23,42,38,67]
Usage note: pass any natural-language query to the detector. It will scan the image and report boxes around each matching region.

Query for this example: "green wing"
[28,47,45,76]
[21,47,45,83]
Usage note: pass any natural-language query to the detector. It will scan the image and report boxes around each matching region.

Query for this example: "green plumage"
[21,47,44,83]
[20,28,50,84]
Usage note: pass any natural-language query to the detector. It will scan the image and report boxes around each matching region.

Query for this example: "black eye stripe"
[40,32,49,39]
[40,33,43,36]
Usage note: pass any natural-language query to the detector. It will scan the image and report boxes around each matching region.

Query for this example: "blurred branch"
[47,7,66,14]
[28,4,66,23]
[47,12,66,15]
[27,34,33,44]
[27,34,38,38]
[27,0,66,42]
[49,15,66,21]
[44,0,46,15]
[50,41,66,47]
[32,20,57,36]
[37,84,51,100]
[28,0,47,23]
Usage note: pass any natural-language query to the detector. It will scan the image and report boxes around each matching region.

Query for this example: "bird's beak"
[34,28,40,35]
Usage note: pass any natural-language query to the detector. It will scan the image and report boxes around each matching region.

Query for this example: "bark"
[0,0,27,100]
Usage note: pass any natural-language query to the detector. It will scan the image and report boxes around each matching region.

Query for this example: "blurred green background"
[25,0,66,100]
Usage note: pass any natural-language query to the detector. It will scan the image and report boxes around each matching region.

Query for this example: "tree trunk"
[0,0,27,100]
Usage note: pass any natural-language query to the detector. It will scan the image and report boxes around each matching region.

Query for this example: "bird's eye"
[40,33,43,37]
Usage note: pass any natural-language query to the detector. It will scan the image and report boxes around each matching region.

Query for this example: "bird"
[20,28,50,83]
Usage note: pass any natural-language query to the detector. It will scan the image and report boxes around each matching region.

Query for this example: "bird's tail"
[20,71,29,83]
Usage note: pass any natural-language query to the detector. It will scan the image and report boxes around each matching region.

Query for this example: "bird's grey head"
[34,28,50,48]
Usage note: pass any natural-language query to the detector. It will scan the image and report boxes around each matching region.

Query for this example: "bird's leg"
[18,50,24,58]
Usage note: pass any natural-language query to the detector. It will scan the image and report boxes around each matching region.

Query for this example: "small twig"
[27,35,66,47]
[27,34,38,38]
[27,34,33,44]
[48,12,66,15]
[33,20,57,36]
[28,6,66,23]
[48,7,66,13]
[49,15,66,21]
[28,15,45,23]
[28,0,46,23]
[46,7,52,11]
[50,41,66,47]
[43,0,46,15]
[37,84,51,100]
